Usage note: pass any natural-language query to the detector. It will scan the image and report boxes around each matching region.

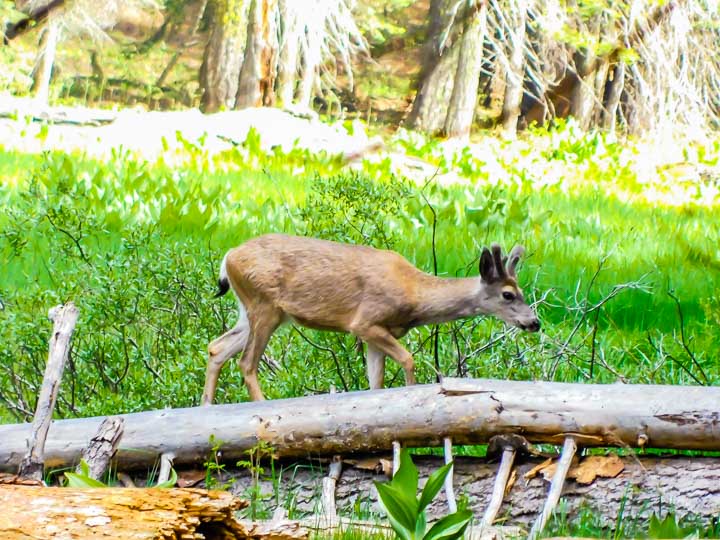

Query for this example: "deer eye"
[502,291,515,301]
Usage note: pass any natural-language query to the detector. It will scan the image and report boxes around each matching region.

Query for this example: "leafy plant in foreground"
[374,449,472,540]
[64,459,177,488]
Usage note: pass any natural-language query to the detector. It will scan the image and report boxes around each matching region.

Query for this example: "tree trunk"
[568,7,601,129]
[1,378,719,471]
[570,49,598,129]
[0,486,250,539]
[236,0,278,109]
[602,61,625,131]
[443,1,487,139]
[500,0,527,138]
[230,454,720,527]
[31,16,60,105]
[406,0,461,133]
[199,0,246,113]
[297,19,321,109]
[277,0,299,107]
[591,56,610,127]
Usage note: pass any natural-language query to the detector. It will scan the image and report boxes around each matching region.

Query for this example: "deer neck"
[411,275,486,326]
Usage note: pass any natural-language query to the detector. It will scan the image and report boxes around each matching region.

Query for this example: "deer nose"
[522,319,540,332]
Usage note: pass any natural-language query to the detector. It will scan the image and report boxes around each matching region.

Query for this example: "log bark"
[77,416,124,480]
[0,485,249,539]
[1,378,719,472]
[17,303,78,481]
[229,454,720,527]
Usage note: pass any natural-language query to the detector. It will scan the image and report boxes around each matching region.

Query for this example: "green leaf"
[648,512,692,539]
[64,471,107,488]
[415,509,428,539]
[386,512,414,540]
[155,467,178,488]
[422,510,473,540]
[392,449,419,496]
[418,461,453,512]
[375,480,419,535]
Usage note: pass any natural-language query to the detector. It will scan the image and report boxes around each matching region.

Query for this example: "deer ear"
[507,245,525,278]
[479,247,495,282]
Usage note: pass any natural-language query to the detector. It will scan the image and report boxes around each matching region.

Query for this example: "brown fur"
[202,234,540,404]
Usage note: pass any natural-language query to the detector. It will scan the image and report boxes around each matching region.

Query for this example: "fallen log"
[229,454,720,527]
[0,378,718,471]
[0,486,250,539]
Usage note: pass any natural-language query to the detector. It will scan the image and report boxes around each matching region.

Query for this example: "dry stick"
[18,303,79,481]
[443,437,457,513]
[321,386,343,521]
[527,437,578,540]
[321,456,343,521]
[480,447,516,529]
[77,416,124,480]
[392,440,402,476]
[157,452,176,485]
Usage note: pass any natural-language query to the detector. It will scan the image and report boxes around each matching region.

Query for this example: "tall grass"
[0,123,718,421]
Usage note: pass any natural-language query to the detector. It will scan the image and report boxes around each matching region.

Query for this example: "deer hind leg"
[237,304,283,401]
[202,304,250,406]
[357,325,415,386]
[366,343,386,390]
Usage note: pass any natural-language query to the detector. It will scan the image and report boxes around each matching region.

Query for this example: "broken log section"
[17,302,78,481]
[0,377,719,471]
[0,485,249,539]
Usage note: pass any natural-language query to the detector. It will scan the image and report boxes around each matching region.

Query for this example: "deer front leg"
[357,325,416,386]
[202,323,250,406]
[366,343,386,390]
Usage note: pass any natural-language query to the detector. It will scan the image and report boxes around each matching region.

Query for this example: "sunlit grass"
[0,122,718,419]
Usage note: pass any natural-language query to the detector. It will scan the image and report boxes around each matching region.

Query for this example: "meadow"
[1,121,718,423]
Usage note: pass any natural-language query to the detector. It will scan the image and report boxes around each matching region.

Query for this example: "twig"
[443,437,457,513]
[157,452,176,485]
[528,437,577,540]
[480,447,516,528]
[392,441,401,476]
[293,328,349,392]
[667,289,708,384]
[419,176,441,383]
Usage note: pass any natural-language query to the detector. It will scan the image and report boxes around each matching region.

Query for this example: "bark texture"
[77,416,124,480]
[443,1,487,138]
[1,378,719,471]
[229,454,720,527]
[18,303,78,481]
[500,0,527,138]
[406,0,461,133]
[31,17,60,104]
[0,486,249,539]
[236,0,280,109]
[199,0,245,112]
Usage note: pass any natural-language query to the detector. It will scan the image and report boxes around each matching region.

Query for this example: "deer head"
[478,243,540,332]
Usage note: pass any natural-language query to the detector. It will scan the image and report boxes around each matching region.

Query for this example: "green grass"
[0,123,718,421]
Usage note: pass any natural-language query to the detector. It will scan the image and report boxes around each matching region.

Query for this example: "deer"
[202,233,540,404]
